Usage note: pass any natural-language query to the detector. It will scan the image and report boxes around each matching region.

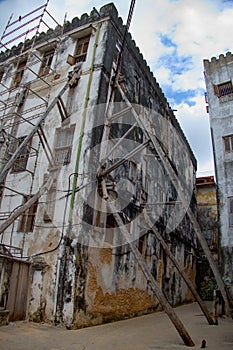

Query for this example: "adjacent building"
[204,52,233,298]
[0,3,197,327]
[196,176,219,300]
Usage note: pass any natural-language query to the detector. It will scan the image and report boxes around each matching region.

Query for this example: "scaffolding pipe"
[0,81,69,184]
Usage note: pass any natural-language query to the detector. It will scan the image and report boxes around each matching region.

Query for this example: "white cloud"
[175,94,214,176]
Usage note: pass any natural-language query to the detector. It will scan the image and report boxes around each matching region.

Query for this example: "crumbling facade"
[204,53,233,298]
[0,3,197,328]
[196,176,219,300]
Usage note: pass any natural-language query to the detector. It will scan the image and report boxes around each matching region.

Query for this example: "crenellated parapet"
[204,51,233,74]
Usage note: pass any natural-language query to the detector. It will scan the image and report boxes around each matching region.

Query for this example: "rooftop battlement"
[203,51,233,74]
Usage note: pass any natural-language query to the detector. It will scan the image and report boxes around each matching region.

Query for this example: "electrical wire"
[2,173,76,260]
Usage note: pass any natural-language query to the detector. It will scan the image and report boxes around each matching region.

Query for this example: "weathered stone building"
[196,176,219,300]
[204,52,233,298]
[0,3,197,328]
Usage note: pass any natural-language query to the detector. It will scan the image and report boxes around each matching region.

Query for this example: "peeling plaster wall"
[0,3,197,328]
[204,52,233,296]
[196,180,219,300]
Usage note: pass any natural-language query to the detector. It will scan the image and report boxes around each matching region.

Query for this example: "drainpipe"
[53,22,102,322]
[69,22,102,223]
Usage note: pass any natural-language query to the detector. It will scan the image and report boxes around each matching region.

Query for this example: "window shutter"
[213,84,219,97]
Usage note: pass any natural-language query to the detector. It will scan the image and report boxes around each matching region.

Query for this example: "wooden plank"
[6,261,19,321]
[108,201,195,347]
[108,106,132,121]
[13,262,30,321]
[144,212,215,325]
[6,261,30,321]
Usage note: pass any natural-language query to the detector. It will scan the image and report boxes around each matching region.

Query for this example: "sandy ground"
[0,302,233,350]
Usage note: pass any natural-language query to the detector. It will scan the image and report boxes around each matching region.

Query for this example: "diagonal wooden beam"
[144,211,215,325]
[0,174,55,235]
[115,80,232,315]
[0,81,69,184]
[107,200,195,347]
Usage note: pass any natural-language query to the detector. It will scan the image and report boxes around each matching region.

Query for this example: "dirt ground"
[0,302,233,350]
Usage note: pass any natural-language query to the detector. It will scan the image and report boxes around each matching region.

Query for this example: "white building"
[203,52,233,297]
[0,3,197,328]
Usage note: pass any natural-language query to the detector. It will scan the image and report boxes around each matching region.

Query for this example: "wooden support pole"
[187,207,233,314]
[0,174,54,234]
[0,81,69,184]
[108,201,195,347]
[115,80,232,315]
[101,140,149,177]
[144,212,215,325]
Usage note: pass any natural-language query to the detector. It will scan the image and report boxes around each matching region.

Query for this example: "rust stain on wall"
[92,287,152,321]
[87,261,98,295]
[100,248,112,265]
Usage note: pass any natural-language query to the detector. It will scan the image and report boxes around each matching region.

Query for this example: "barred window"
[74,36,90,64]
[214,81,233,97]
[54,126,74,166]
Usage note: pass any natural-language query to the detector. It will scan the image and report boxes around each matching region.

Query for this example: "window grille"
[74,36,90,64]
[218,81,233,97]
[214,81,233,102]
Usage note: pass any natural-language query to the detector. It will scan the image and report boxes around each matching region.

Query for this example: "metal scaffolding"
[0,0,66,251]
[0,2,232,346]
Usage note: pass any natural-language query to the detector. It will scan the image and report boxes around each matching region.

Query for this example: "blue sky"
[0,0,233,176]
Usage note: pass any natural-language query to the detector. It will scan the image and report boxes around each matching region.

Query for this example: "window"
[54,126,74,166]
[134,73,140,104]
[138,236,144,254]
[223,135,233,153]
[10,136,31,173]
[113,41,121,66]
[0,70,4,84]
[12,59,27,88]
[128,161,137,181]
[214,81,233,98]
[229,197,233,227]
[39,49,55,77]
[74,36,90,64]
[18,196,38,232]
